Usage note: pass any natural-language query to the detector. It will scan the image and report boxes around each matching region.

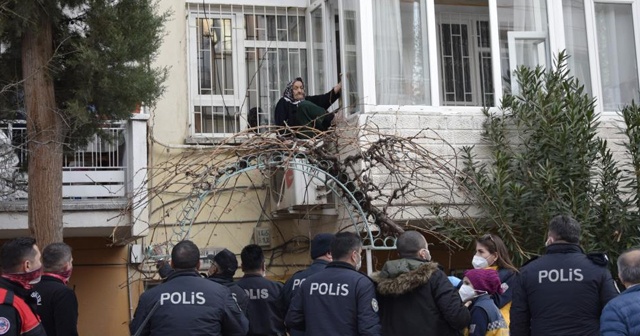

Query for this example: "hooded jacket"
[372,258,470,336]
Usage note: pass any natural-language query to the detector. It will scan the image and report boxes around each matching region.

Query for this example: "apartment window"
[436,4,493,107]
[188,5,307,137]
[594,3,640,111]
[563,0,592,95]
[373,0,431,105]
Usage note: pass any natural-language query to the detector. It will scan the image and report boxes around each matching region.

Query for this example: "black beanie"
[310,233,335,259]
[209,249,238,278]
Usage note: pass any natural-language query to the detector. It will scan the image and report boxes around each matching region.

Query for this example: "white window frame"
[187,11,244,138]
[435,10,491,106]
[507,31,549,95]
[308,0,363,120]
[584,0,640,115]
[187,4,309,139]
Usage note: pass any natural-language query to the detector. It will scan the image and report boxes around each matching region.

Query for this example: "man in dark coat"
[372,231,470,336]
[32,242,78,336]
[510,215,619,336]
[207,248,249,315]
[285,232,381,336]
[280,233,334,336]
[130,240,248,336]
[236,244,285,336]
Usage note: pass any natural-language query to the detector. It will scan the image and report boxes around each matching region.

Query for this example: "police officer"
[510,215,619,336]
[236,244,285,336]
[129,240,248,336]
[279,232,334,336]
[285,232,381,336]
[32,242,78,336]
[0,237,47,336]
[207,248,249,315]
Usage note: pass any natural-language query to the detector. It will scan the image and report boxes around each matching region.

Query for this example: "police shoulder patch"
[0,317,10,334]
[371,298,379,313]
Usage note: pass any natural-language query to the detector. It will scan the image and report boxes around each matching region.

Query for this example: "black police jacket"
[285,261,381,336]
[510,243,619,336]
[31,274,78,336]
[236,274,285,336]
[129,270,249,336]
[208,276,249,317]
[280,259,329,336]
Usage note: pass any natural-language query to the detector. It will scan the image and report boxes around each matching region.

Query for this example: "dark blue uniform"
[208,276,250,316]
[510,243,619,336]
[280,259,329,336]
[285,261,381,336]
[129,270,248,336]
[236,274,285,336]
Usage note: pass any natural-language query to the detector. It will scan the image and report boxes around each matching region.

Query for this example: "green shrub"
[460,52,640,269]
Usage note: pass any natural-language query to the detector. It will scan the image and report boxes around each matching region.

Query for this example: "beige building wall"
[65,238,139,336]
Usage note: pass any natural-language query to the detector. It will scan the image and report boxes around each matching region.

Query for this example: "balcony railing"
[0,120,127,201]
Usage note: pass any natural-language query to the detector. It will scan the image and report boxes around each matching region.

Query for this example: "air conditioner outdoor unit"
[271,158,337,216]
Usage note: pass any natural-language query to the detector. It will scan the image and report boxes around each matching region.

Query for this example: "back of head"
[42,242,72,273]
[548,215,581,244]
[171,240,200,270]
[397,231,426,258]
[241,244,264,272]
[1,237,37,273]
[464,268,502,295]
[310,233,335,259]
[617,248,640,285]
[212,249,238,278]
[330,232,362,261]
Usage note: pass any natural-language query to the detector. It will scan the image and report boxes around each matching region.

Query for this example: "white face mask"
[354,252,362,271]
[472,255,489,269]
[459,284,477,302]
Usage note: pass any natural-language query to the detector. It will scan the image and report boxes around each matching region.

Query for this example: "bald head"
[397,231,429,260]
[618,248,640,286]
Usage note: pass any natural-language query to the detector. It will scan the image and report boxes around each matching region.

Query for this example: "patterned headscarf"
[283,77,305,104]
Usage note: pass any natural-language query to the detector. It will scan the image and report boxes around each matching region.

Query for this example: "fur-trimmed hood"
[371,258,439,295]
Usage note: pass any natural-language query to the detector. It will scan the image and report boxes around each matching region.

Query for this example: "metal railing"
[0,120,127,200]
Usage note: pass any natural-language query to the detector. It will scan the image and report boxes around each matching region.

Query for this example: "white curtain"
[562,0,592,95]
[595,3,640,111]
[373,0,403,105]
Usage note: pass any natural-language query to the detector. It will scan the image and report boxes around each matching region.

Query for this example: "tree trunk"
[22,9,64,246]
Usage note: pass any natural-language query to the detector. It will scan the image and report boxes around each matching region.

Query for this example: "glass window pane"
[343,0,363,114]
[373,0,430,105]
[562,0,592,95]
[311,7,325,93]
[436,2,491,107]
[497,0,549,94]
[594,3,640,111]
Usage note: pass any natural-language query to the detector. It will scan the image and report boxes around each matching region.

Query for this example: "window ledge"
[185,134,251,146]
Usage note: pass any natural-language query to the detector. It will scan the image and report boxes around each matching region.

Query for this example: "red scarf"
[2,267,43,290]
[44,268,72,285]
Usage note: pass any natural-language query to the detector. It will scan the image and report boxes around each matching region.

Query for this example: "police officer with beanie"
[207,248,249,315]
[510,215,619,336]
[236,244,286,336]
[280,233,334,336]
[285,232,381,336]
[130,240,248,336]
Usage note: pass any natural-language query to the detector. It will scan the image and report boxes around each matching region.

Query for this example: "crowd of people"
[1,213,638,335]
[125,214,639,336]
